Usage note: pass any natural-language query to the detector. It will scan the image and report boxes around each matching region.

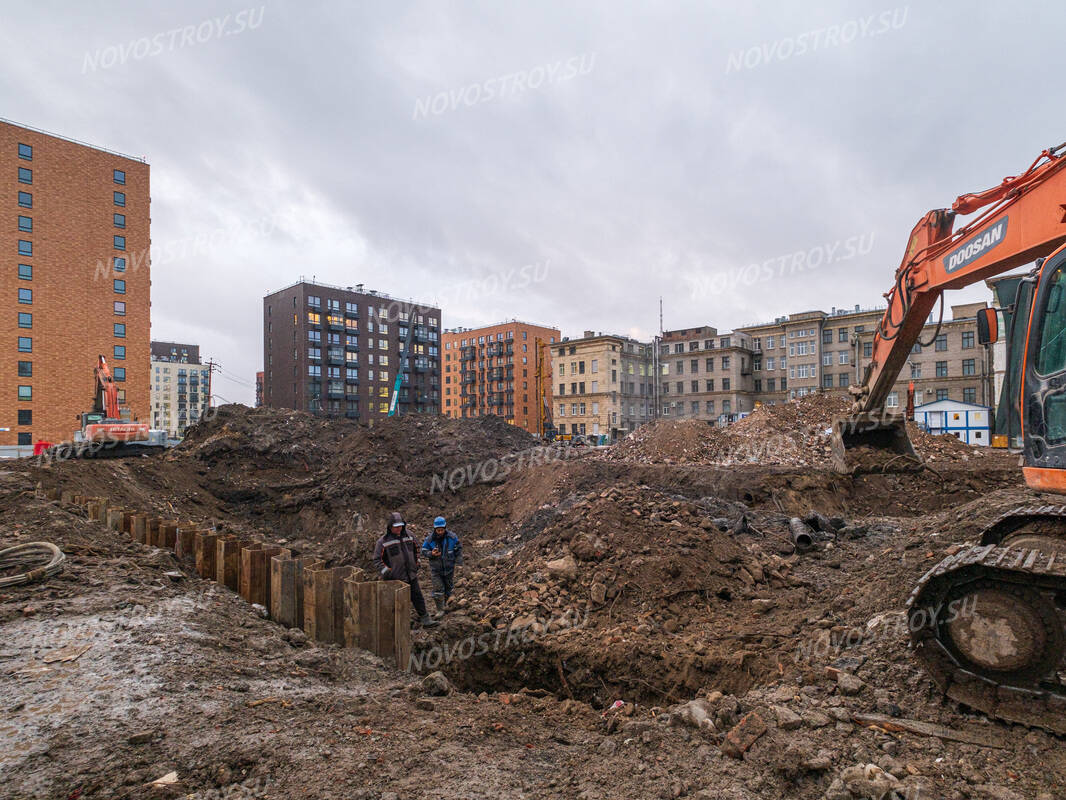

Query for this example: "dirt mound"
[424,485,803,706]
[606,395,989,468]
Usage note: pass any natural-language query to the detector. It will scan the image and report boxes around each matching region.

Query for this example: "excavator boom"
[833,143,1066,472]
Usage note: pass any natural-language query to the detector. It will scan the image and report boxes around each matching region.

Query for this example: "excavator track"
[908,506,1066,734]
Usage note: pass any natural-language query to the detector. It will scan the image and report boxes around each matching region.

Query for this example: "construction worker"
[373,511,437,628]
[421,516,463,617]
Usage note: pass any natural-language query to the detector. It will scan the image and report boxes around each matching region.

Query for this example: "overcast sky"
[3,1,1061,404]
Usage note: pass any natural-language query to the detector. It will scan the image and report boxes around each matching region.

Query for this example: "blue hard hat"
[433,516,446,528]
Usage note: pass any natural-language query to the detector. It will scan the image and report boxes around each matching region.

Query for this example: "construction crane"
[534,337,557,441]
[388,316,417,417]
[831,142,1066,733]
[46,355,167,459]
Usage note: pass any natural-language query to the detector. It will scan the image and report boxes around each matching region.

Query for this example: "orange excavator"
[832,142,1066,732]
[46,355,168,459]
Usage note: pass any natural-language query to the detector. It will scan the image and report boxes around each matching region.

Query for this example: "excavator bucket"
[830,412,921,474]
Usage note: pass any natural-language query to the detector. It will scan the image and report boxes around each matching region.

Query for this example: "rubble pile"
[607,394,987,468]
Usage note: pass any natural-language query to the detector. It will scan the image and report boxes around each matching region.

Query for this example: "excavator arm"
[835,143,1066,470]
[93,354,122,420]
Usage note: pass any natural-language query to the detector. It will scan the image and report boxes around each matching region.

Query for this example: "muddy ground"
[1,406,1063,800]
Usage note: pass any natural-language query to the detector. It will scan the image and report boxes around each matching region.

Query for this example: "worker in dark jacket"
[373,511,437,628]
[421,515,463,616]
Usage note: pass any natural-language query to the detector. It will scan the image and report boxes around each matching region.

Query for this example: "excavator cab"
[1020,248,1066,490]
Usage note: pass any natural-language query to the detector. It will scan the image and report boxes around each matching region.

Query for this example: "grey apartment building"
[262,281,441,420]
[658,325,757,424]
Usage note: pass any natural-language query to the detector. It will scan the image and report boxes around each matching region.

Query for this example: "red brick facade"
[442,321,559,434]
[1,121,150,446]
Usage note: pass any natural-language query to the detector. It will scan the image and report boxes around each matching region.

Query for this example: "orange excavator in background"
[46,355,168,459]
[831,142,1066,733]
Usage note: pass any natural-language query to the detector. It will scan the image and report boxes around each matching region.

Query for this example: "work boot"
[433,597,445,618]
[440,597,449,616]
[420,613,439,628]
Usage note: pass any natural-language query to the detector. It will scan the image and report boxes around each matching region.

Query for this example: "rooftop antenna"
[659,296,663,335]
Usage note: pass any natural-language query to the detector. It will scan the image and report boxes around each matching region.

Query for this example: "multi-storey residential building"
[658,325,757,424]
[853,302,995,409]
[736,301,992,411]
[255,371,264,407]
[551,331,654,441]
[441,320,559,434]
[262,281,441,420]
[150,341,211,438]
[1,120,150,446]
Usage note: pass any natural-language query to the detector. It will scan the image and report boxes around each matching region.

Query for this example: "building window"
[114,345,126,360]
[886,391,899,408]
[18,385,32,401]
[113,169,126,185]
[18,167,32,184]
[113,235,126,250]
[934,334,947,351]
[18,215,32,232]
[114,213,126,228]
[18,432,31,445]
[935,361,948,377]
[113,257,126,272]
[18,337,31,352]
[963,387,976,404]
[18,409,31,425]
[961,331,975,349]
[18,240,32,256]
[962,358,976,376]
[839,373,849,387]
[18,288,32,304]
[113,367,126,381]
[18,312,31,328]
[910,362,921,378]
[18,191,32,208]
[114,323,126,337]
[18,143,32,160]
[936,389,949,401]
[838,328,848,342]
[114,279,126,294]
[114,191,126,207]
[17,361,31,377]
[114,301,126,315]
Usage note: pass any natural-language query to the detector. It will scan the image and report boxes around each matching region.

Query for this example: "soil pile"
[606,395,989,468]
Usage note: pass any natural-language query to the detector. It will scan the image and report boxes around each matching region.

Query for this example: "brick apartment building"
[441,320,560,435]
[551,331,654,441]
[150,341,211,438]
[255,371,263,407]
[262,281,441,420]
[1,120,150,447]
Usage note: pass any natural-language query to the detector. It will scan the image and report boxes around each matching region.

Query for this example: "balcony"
[413,326,429,343]
[345,307,360,319]
[345,342,360,352]
[327,388,344,400]
[462,374,476,384]
[345,375,359,385]
[460,347,476,361]
[345,410,359,419]
[414,359,429,372]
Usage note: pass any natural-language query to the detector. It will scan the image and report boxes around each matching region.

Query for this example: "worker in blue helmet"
[420,515,463,617]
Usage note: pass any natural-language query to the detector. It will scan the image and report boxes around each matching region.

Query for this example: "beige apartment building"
[658,325,757,423]
[551,331,654,441]
[736,302,992,410]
